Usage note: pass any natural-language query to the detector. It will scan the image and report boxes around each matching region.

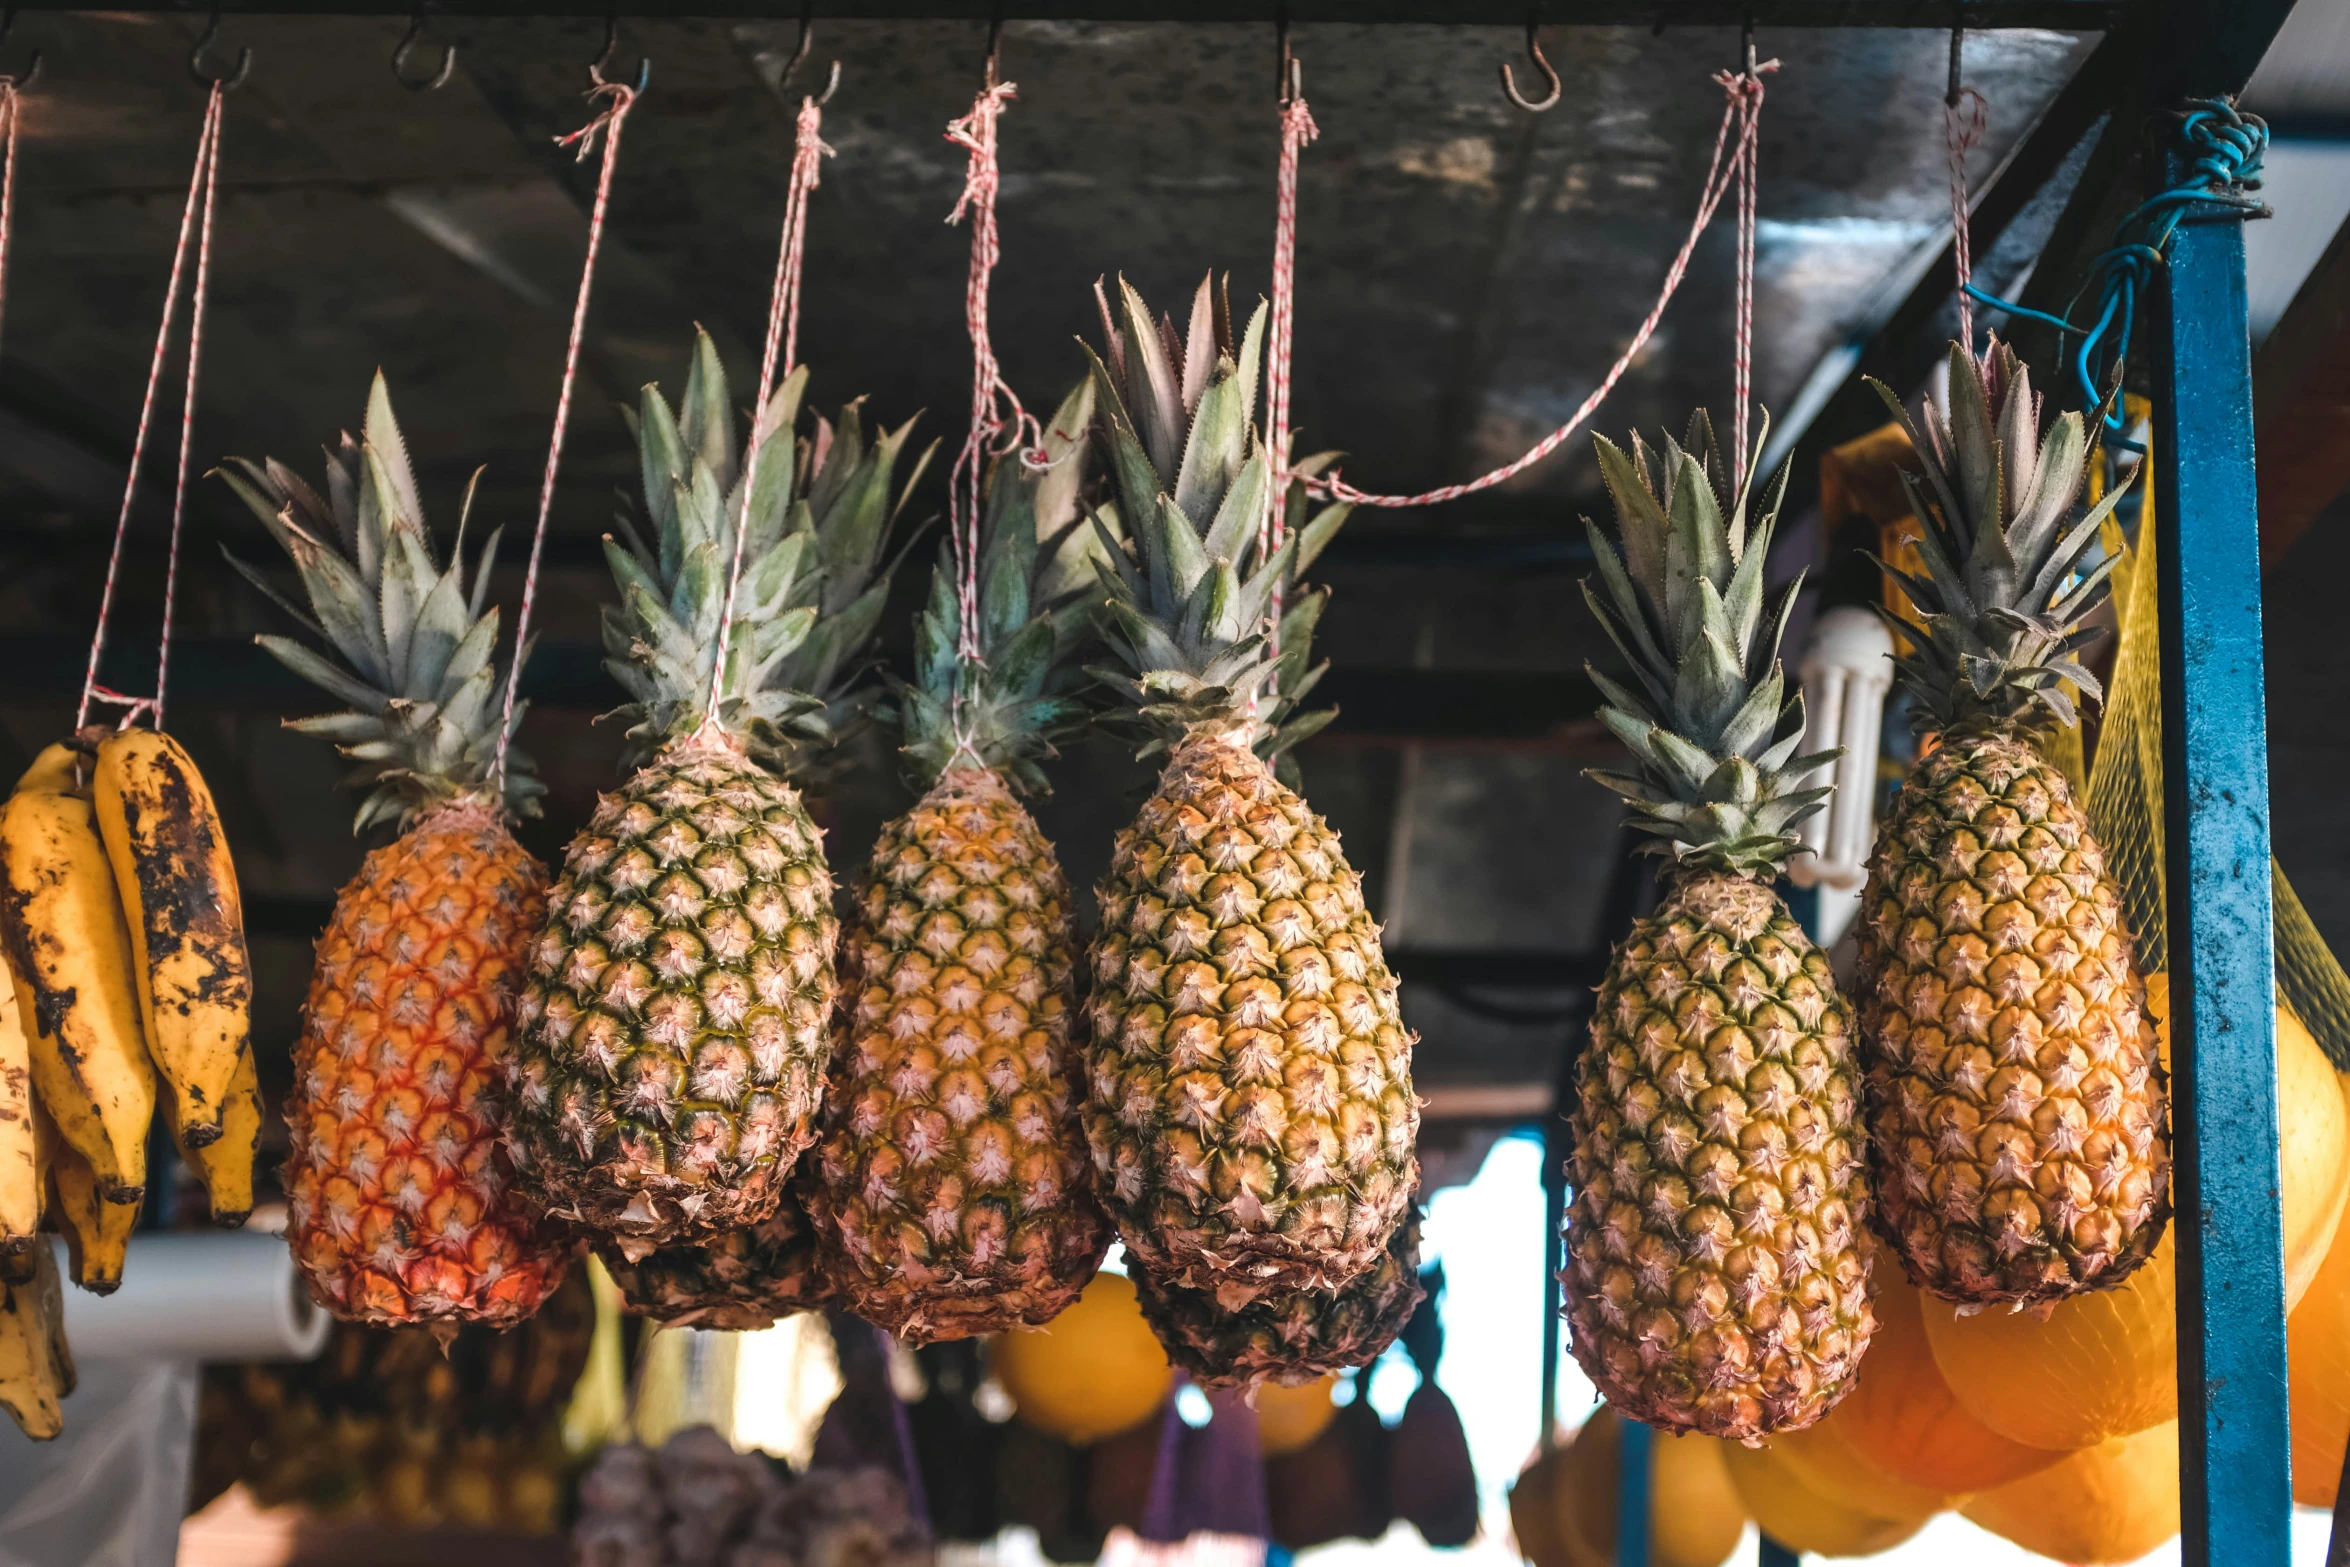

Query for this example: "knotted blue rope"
[1966,97,2268,444]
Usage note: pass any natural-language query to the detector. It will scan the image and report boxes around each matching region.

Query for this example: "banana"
[14,743,81,796]
[92,730,251,1148]
[0,1242,75,1440]
[178,1045,258,1228]
[0,773,155,1203]
[0,963,33,1270]
[49,1136,138,1294]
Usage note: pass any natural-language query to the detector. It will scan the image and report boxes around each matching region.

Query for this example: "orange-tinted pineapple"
[221,375,572,1327]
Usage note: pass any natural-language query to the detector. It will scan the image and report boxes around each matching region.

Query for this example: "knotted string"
[1254,91,1319,690]
[493,77,638,790]
[1726,62,1769,476]
[1284,62,1773,512]
[1944,49,1989,353]
[1965,97,2267,438]
[941,78,1046,767]
[697,86,833,743]
[78,83,226,735]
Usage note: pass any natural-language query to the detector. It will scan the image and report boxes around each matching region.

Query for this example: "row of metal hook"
[0,8,1977,119]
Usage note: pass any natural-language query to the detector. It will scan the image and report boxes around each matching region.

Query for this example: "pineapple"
[1081,276,1414,1307]
[219,375,572,1328]
[598,1169,831,1328]
[1565,412,1873,1441]
[805,382,1111,1341]
[1134,1208,1423,1389]
[1858,339,2166,1307]
[511,331,927,1255]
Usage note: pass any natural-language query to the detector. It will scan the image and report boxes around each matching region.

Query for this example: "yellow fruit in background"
[1555,1407,1745,1567]
[1254,1376,1336,1457]
[1509,1439,1579,1567]
[2290,1105,2350,1508]
[1719,1439,1932,1558]
[1822,1262,2062,1494]
[2145,974,2349,1301]
[1766,1403,1948,1519]
[994,1272,1172,1444]
[1925,976,2350,1453]
[1960,1419,2180,1564]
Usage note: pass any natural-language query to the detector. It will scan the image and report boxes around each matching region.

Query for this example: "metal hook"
[776,4,840,106]
[1276,14,1300,107]
[1946,20,1964,108]
[1741,13,1758,80]
[589,16,649,93]
[983,9,1003,90]
[392,14,456,92]
[1500,16,1561,112]
[189,12,251,92]
[0,10,42,90]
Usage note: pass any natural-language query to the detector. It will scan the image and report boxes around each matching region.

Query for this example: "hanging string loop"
[1964,96,2266,436]
[1282,57,1773,511]
[692,69,835,746]
[490,73,640,789]
[77,83,228,735]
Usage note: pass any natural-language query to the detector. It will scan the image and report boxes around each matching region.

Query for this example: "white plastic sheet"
[0,1358,197,1567]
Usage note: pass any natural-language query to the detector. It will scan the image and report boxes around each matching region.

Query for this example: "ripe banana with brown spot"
[0,1242,73,1440]
[50,1135,138,1293]
[92,729,252,1148]
[15,743,81,797]
[178,1046,259,1228]
[0,973,35,1273]
[0,758,155,1204]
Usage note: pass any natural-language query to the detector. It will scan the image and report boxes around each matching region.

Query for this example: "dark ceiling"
[0,9,2128,1136]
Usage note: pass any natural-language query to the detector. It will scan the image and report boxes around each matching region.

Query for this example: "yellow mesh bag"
[2084,427,2350,1069]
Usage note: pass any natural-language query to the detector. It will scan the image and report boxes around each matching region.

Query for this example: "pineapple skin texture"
[1857,725,2170,1306]
[808,768,1108,1341]
[1086,736,1417,1305]
[286,804,574,1327]
[1565,871,1875,1441]
[598,1175,831,1329]
[1135,1210,1423,1389]
[513,749,838,1252]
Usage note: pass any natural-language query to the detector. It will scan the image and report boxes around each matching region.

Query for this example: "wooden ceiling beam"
[2255,211,2350,565]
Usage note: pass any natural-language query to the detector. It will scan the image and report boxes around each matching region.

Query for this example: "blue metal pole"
[1616,1417,1652,1567]
[2154,120,2289,1567]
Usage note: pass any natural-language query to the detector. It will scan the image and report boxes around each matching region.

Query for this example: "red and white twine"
[1945,82,1988,352]
[494,77,638,787]
[1279,61,1775,512]
[700,87,833,739]
[945,80,1045,668]
[1727,61,1771,474]
[78,83,227,736]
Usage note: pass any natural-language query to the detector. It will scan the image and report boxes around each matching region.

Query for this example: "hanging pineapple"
[511,330,928,1256]
[219,375,573,1327]
[1857,339,2166,1308]
[805,379,1111,1341]
[1081,276,1413,1307]
[1564,412,1874,1441]
[1135,1208,1423,1390]
[597,1174,831,1329]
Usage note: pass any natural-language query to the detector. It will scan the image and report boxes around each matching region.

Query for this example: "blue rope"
[1964,97,2268,443]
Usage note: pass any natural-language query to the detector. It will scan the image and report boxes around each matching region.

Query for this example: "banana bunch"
[0,728,257,1315]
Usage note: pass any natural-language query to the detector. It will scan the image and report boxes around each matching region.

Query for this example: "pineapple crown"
[607,328,933,775]
[1081,274,1350,761]
[888,379,1101,795]
[1866,337,2127,732]
[218,372,542,834]
[1580,410,1832,879]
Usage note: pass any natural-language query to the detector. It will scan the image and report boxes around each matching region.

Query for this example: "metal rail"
[0,2,2131,26]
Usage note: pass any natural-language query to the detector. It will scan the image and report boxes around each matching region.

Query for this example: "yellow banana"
[92,730,251,1148]
[50,1135,137,1293]
[0,971,33,1270]
[178,1045,258,1228]
[0,1241,74,1440]
[0,778,154,1203]
[14,743,80,796]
